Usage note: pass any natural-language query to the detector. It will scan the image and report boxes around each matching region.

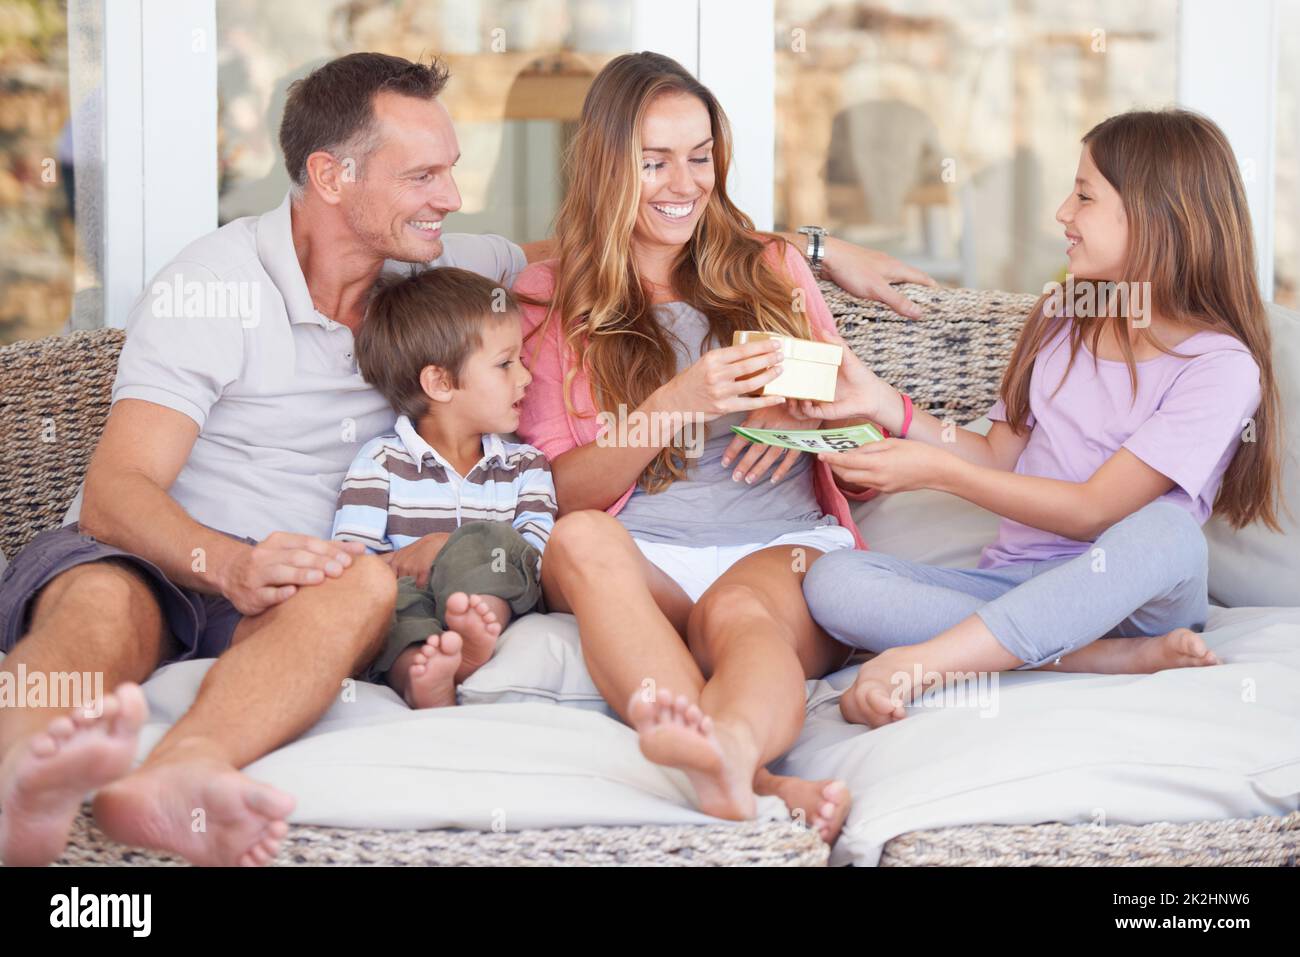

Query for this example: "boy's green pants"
[365,522,543,681]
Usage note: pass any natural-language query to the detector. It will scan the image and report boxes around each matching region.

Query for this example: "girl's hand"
[787,326,898,425]
[720,402,817,485]
[654,339,788,423]
[817,438,959,494]
[382,532,451,588]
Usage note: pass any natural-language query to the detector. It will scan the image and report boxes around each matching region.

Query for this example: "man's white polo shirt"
[64,193,526,542]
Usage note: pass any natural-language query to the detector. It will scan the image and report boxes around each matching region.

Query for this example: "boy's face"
[450,312,532,434]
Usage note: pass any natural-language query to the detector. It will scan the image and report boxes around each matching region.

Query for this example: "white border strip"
[141,0,218,284]
[632,0,700,75]
[698,0,774,230]
[101,0,144,329]
[1178,0,1278,300]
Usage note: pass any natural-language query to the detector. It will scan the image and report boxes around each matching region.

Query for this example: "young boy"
[332,267,556,709]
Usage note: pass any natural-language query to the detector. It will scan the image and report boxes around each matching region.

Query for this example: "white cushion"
[1204,302,1300,608]
[5,603,1295,865]
[458,612,608,712]
[776,604,1300,866]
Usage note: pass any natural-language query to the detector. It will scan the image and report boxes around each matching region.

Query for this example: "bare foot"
[1052,628,1220,674]
[0,683,148,866]
[92,742,295,867]
[839,650,911,728]
[755,770,852,843]
[394,632,463,709]
[625,687,757,821]
[444,592,507,682]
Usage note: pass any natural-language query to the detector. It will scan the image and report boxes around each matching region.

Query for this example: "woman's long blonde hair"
[998,109,1282,530]
[522,52,812,492]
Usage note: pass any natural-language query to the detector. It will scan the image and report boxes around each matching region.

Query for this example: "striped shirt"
[331,414,557,556]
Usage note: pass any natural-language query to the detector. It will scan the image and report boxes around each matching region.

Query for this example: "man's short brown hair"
[356,267,519,420]
[279,52,450,194]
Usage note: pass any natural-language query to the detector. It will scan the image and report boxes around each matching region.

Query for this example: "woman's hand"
[817,438,961,494]
[720,401,816,485]
[651,338,788,422]
[787,326,900,427]
[381,532,451,588]
[820,239,937,319]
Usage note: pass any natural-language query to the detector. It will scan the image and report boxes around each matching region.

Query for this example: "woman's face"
[1055,144,1128,280]
[632,92,716,252]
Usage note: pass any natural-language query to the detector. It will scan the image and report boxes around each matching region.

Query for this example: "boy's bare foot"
[839,650,910,728]
[626,687,757,821]
[92,740,295,867]
[0,683,147,866]
[396,632,462,709]
[1048,628,1220,674]
[755,769,852,843]
[444,592,507,682]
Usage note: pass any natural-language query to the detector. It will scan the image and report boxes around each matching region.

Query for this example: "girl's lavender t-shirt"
[979,325,1261,569]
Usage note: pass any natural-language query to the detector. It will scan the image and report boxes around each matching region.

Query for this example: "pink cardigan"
[513,239,872,550]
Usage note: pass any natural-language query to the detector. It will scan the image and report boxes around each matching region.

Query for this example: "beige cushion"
[1204,303,1300,608]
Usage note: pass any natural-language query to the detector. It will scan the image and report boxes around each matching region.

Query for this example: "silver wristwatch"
[797,225,829,276]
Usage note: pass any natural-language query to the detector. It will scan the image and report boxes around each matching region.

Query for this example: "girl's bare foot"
[1138,628,1220,670]
[92,740,295,867]
[626,687,757,821]
[0,683,147,866]
[443,592,508,682]
[394,632,462,709]
[1048,628,1220,674]
[840,650,911,728]
[755,770,852,843]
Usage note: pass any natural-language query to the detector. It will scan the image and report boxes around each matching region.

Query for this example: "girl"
[798,109,1282,728]
[512,52,931,840]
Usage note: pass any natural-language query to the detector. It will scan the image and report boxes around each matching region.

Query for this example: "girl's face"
[632,92,715,253]
[1055,145,1128,279]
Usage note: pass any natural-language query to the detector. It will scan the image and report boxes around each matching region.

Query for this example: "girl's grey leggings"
[802,500,1209,669]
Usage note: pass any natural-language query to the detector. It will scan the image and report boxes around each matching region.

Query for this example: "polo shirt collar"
[257,193,320,326]
[394,415,507,474]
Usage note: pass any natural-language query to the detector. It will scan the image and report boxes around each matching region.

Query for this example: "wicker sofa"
[1,281,1295,867]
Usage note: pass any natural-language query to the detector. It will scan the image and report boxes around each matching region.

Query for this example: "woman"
[513,52,925,842]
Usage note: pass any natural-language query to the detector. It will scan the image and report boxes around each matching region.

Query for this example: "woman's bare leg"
[624,543,852,826]
[544,517,850,835]
[540,510,700,716]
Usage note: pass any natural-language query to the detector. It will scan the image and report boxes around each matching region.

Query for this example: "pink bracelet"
[898,391,914,438]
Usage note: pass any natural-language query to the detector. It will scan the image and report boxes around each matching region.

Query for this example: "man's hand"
[218,532,368,616]
[821,238,937,319]
[720,402,816,485]
[381,533,451,588]
[817,438,959,495]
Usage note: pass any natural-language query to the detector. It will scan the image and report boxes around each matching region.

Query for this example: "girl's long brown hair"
[999,109,1282,530]
[521,52,811,492]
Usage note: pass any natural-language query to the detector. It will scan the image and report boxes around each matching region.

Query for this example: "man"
[0,52,931,866]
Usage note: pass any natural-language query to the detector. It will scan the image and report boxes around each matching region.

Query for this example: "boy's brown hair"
[357,267,519,420]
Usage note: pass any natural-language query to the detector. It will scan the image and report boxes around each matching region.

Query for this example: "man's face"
[340,92,463,263]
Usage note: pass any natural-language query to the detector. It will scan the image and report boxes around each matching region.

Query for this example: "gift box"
[732,330,842,402]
